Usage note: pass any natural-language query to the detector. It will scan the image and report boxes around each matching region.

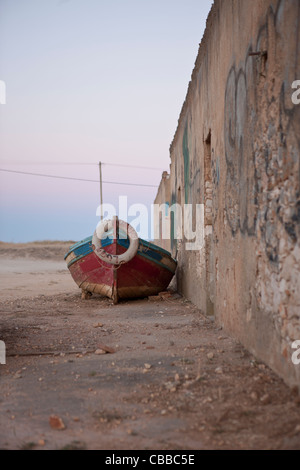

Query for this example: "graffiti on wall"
[224,0,300,262]
[183,122,190,205]
[224,61,258,237]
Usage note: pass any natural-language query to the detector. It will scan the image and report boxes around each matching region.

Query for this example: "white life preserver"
[92,219,139,265]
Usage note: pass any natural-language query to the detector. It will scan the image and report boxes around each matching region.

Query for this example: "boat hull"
[64,236,177,302]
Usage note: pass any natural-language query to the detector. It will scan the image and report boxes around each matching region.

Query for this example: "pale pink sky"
[0,0,213,242]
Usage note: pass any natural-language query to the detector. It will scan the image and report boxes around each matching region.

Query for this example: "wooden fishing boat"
[64,218,177,303]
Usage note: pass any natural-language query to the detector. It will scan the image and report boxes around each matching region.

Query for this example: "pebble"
[260,393,271,405]
[49,415,66,430]
[207,352,214,360]
[95,349,106,355]
[215,367,223,374]
[294,424,300,434]
[127,428,136,435]
[204,397,213,403]
[96,343,116,354]
[165,381,176,392]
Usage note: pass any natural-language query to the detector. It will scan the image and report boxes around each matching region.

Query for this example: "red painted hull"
[65,237,177,302]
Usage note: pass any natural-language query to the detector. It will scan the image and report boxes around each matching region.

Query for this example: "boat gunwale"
[64,235,176,263]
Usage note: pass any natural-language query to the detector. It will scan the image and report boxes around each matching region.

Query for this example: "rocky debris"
[81,290,92,300]
[1,288,300,450]
[148,291,177,302]
[158,291,172,299]
[148,295,161,301]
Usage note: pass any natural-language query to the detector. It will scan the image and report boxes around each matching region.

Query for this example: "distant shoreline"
[0,240,75,246]
[0,240,75,262]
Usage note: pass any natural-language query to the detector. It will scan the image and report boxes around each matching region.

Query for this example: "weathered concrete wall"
[155,0,300,388]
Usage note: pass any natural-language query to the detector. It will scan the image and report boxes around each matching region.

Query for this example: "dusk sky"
[0,0,213,242]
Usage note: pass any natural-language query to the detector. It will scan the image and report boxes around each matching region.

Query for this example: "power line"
[104,162,164,171]
[0,168,158,188]
[0,161,165,171]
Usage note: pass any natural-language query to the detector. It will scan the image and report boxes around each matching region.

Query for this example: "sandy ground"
[0,241,300,450]
[0,242,78,301]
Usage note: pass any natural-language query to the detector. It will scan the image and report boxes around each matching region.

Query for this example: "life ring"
[92,219,139,265]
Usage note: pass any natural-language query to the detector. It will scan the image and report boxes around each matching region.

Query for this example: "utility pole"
[99,161,103,219]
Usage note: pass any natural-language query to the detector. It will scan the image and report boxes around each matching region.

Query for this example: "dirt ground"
[0,241,300,450]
